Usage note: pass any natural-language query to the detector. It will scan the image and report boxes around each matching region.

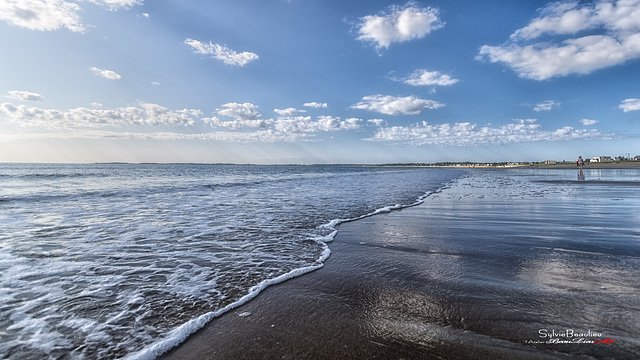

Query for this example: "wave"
[0,172,108,179]
[124,181,455,360]
[0,164,466,359]
[202,179,278,190]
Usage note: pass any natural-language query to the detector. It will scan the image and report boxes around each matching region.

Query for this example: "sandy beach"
[527,161,640,170]
[159,168,640,360]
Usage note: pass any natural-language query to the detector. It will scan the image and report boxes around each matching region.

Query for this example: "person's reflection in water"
[578,169,585,181]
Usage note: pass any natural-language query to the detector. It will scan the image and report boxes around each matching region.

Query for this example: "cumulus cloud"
[315,116,362,131]
[274,107,304,116]
[273,116,362,133]
[510,2,597,40]
[90,67,122,80]
[1,99,367,142]
[216,102,261,121]
[88,0,142,11]
[368,119,386,127]
[0,0,143,32]
[477,0,640,80]
[365,119,605,146]
[303,102,328,109]
[619,98,640,112]
[1,129,309,143]
[6,90,44,101]
[351,94,444,115]
[356,2,444,50]
[533,100,561,112]
[0,0,85,32]
[399,69,459,86]
[580,118,599,125]
[0,101,200,129]
[203,102,272,129]
[204,117,273,130]
[185,38,259,66]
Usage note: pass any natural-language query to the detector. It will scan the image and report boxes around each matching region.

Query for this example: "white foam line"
[123,243,331,360]
[320,184,452,230]
[124,182,454,360]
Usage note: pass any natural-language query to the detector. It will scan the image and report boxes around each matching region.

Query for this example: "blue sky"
[1,0,639,164]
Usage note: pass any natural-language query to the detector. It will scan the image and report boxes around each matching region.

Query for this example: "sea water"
[0,163,464,359]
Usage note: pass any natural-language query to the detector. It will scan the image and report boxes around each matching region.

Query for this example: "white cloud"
[88,0,142,11]
[478,0,640,80]
[510,2,597,40]
[350,94,444,115]
[356,2,444,49]
[303,102,328,109]
[0,0,143,32]
[90,67,122,80]
[216,102,261,121]
[204,116,273,130]
[204,102,271,129]
[400,69,458,86]
[580,118,599,125]
[315,116,362,132]
[0,0,85,32]
[0,129,309,143]
[365,119,605,146]
[368,119,386,127]
[1,100,366,143]
[533,100,561,112]
[273,116,362,133]
[185,38,259,66]
[274,107,304,116]
[6,90,44,101]
[150,81,160,86]
[0,101,201,129]
[619,98,640,112]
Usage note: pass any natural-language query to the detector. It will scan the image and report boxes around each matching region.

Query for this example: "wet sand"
[159,169,640,360]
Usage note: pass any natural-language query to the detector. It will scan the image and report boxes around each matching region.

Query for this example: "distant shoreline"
[380,161,640,169]
[525,162,640,169]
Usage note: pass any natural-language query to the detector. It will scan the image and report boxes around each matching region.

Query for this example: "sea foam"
[0,163,464,359]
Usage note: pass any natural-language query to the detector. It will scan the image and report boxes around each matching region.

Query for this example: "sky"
[1,0,639,164]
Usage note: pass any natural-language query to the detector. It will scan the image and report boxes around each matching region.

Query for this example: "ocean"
[0,163,465,359]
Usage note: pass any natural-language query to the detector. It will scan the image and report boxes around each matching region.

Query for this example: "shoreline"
[158,169,640,360]
[387,162,640,169]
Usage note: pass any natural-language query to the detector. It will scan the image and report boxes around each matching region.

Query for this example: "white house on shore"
[591,156,612,163]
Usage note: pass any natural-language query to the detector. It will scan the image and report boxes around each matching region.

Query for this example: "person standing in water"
[577,156,584,170]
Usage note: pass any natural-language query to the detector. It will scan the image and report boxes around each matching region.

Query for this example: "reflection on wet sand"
[358,169,640,358]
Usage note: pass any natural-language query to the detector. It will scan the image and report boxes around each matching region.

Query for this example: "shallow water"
[0,163,463,359]
[405,169,640,358]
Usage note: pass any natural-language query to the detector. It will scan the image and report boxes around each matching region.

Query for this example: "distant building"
[544,160,557,165]
[591,156,612,163]
[634,155,640,161]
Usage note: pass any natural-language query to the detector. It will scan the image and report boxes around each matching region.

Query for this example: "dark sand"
[160,169,640,360]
